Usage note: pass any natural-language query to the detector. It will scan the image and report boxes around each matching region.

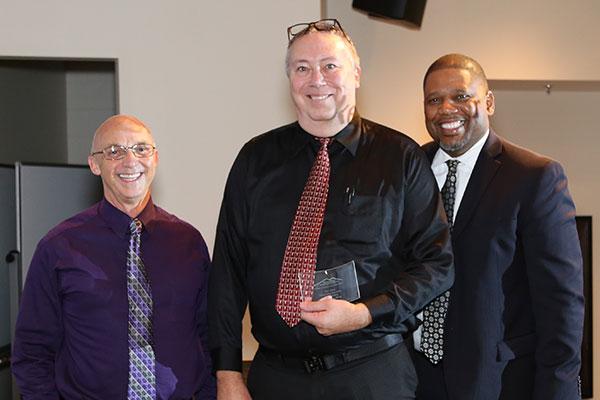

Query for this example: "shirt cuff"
[362,293,395,322]
[211,346,243,372]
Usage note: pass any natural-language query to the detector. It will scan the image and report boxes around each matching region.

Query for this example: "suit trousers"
[411,345,539,400]
[247,341,417,400]
[410,346,449,400]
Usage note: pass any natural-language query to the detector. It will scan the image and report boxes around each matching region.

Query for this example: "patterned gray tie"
[127,218,156,399]
[421,159,459,364]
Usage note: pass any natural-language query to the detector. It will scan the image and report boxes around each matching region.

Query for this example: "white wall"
[326,0,600,143]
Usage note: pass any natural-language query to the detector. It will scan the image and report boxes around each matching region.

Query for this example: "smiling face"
[424,67,495,157]
[88,116,158,217]
[287,31,361,137]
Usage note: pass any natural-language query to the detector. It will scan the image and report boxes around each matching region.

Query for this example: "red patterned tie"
[276,137,331,327]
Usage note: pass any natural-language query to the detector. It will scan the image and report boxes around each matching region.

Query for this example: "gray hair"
[284,29,361,76]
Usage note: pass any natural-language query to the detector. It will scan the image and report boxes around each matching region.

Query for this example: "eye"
[426,97,440,105]
[324,63,337,70]
[134,144,149,155]
[456,93,471,101]
[296,65,309,73]
[107,146,120,156]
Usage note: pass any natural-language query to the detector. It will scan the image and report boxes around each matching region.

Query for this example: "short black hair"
[423,53,488,90]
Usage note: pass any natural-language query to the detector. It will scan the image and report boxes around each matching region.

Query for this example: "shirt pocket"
[335,195,383,244]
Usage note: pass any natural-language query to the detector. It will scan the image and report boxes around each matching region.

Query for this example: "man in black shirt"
[208,19,454,400]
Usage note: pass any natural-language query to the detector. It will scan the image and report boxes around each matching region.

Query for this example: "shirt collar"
[432,129,490,170]
[98,196,157,238]
[334,111,361,156]
[290,111,362,158]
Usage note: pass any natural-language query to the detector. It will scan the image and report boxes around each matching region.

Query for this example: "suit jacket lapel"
[451,130,503,237]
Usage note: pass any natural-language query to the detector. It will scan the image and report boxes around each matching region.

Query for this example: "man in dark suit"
[411,53,584,399]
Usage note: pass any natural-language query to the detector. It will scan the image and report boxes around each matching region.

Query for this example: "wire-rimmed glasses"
[287,18,350,44]
[90,143,156,160]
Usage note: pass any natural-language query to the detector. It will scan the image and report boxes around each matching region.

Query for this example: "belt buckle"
[303,355,326,373]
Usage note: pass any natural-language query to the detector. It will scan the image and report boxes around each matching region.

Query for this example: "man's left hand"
[300,296,372,336]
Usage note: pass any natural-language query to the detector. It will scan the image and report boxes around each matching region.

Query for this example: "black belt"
[258,334,404,374]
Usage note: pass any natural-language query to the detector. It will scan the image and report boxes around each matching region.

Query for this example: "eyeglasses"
[287,18,350,44]
[90,143,156,160]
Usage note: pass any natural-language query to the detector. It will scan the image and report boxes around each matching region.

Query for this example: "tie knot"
[318,137,331,148]
[446,159,459,174]
[129,218,143,235]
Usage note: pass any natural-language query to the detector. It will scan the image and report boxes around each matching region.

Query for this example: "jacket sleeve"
[521,160,584,400]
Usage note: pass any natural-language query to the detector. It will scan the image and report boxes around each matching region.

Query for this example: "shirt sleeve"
[193,236,216,398]
[363,145,455,325]
[11,240,63,399]
[208,145,251,372]
[520,161,584,400]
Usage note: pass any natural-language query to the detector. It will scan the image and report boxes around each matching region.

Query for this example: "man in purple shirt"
[12,115,215,399]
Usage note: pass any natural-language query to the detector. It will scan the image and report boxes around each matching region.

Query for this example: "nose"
[309,67,325,86]
[439,98,458,114]
[121,148,138,165]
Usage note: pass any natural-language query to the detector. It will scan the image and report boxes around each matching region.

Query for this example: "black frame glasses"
[287,18,349,44]
[90,143,156,160]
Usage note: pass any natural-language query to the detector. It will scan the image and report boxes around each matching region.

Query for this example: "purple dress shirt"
[12,198,216,399]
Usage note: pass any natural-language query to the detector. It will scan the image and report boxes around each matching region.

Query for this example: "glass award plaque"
[310,260,360,301]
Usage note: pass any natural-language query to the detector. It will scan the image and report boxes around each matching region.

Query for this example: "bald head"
[423,53,489,91]
[91,115,153,153]
[88,114,158,217]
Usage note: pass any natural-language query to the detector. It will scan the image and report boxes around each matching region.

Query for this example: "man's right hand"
[216,370,252,400]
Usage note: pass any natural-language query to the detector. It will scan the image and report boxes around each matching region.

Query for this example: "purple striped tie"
[127,218,156,399]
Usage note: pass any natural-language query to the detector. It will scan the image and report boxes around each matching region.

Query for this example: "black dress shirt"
[209,114,453,371]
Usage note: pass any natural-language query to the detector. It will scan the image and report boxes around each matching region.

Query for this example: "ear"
[88,155,101,176]
[354,65,362,89]
[486,90,495,116]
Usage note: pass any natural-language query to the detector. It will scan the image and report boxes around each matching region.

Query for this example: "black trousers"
[247,341,417,400]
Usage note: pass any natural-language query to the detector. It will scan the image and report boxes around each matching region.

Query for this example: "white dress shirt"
[413,130,489,351]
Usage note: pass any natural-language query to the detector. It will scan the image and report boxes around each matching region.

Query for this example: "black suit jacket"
[419,130,584,400]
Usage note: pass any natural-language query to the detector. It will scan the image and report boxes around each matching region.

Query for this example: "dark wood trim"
[17,162,90,169]
[0,344,10,371]
[242,361,251,382]
[576,216,593,398]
